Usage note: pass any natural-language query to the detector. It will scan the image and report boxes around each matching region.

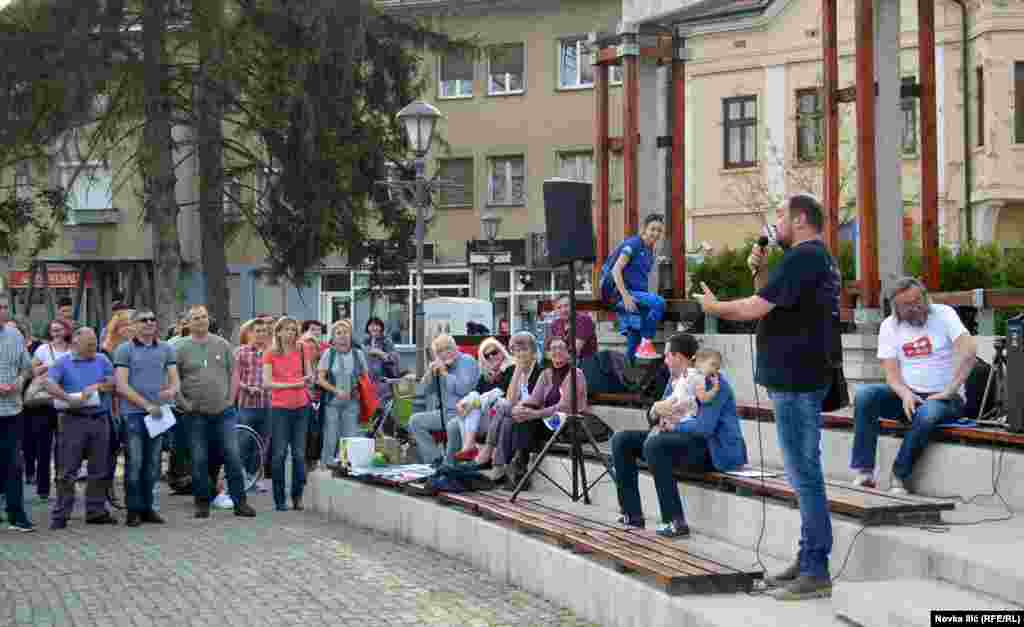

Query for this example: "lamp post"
[480,211,502,329]
[393,101,446,378]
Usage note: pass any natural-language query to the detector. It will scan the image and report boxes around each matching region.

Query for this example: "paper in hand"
[54,390,102,410]
[144,405,177,439]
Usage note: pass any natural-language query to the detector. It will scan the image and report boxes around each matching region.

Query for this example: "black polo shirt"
[755,239,841,392]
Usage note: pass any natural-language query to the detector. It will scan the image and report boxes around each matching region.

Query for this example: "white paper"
[54,391,101,410]
[723,469,782,479]
[144,405,177,438]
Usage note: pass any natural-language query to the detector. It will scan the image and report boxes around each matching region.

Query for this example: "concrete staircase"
[833,579,1021,627]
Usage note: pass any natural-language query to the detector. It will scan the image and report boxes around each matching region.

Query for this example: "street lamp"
[480,211,503,329]
[395,101,443,377]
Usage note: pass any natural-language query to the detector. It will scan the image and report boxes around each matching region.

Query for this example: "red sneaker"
[454,447,479,462]
[635,339,661,360]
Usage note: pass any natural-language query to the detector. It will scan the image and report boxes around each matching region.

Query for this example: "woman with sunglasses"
[504,336,589,490]
[474,331,545,481]
[452,337,514,462]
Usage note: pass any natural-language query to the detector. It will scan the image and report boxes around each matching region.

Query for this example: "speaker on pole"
[543,179,596,266]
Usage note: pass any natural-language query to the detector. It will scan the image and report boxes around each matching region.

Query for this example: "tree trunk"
[142,0,182,331]
[197,0,232,338]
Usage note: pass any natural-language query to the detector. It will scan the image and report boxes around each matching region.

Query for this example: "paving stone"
[1,486,596,627]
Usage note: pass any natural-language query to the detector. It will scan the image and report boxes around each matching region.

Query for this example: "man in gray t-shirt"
[114,310,179,526]
[175,306,255,519]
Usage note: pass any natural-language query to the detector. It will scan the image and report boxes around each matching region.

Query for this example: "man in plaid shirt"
[233,319,271,491]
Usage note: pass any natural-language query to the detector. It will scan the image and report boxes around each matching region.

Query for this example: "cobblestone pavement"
[1,487,597,627]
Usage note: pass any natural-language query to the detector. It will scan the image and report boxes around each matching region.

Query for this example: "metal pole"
[414,156,427,378]
[488,241,496,329]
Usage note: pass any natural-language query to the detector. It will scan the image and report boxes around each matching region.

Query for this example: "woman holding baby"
[453,337,515,461]
[611,333,748,538]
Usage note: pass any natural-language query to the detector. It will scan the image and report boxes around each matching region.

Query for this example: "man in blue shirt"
[695,193,841,601]
[601,214,667,363]
[611,334,747,538]
[46,327,118,528]
[114,309,180,527]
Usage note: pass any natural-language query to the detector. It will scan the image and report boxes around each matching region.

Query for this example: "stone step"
[306,471,849,627]
[833,579,1022,627]
[533,456,1024,606]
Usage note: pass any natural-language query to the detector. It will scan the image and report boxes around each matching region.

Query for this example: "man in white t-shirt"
[850,277,977,494]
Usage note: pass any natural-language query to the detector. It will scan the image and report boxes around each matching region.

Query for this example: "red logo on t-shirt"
[902,336,933,359]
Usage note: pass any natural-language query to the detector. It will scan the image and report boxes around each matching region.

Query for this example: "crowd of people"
[0,193,977,607]
[0,303,412,530]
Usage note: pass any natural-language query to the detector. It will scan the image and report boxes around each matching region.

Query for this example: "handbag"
[24,376,53,407]
[356,350,380,423]
[24,343,54,407]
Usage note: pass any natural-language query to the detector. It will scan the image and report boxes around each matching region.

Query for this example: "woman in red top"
[261,317,312,512]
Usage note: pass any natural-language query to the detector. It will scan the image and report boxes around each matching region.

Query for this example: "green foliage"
[690,243,754,300]
[0,188,68,259]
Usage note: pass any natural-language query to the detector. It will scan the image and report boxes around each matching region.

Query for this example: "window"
[977,66,985,147]
[902,77,918,155]
[557,151,593,182]
[488,156,525,205]
[438,158,473,207]
[223,176,243,220]
[609,65,624,85]
[559,38,593,89]
[1015,62,1024,143]
[439,50,473,98]
[795,89,822,162]
[723,96,757,168]
[14,162,31,201]
[488,44,525,95]
[60,162,114,221]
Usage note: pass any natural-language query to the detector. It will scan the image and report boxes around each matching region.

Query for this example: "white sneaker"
[889,477,909,495]
[851,472,876,489]
[212,493,235,509]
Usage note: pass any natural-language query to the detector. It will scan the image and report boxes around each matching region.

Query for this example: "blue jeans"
[238,406,270,476]
[767,387,831,580]
[122,413,163,514]
[612,429,712,524]
[0,414,28,524]
[187,408,246,505]
[321,400,360,464]
[409,409,461,464]
[271,407,309,508]
[851,383,964,481]
[614,290,665,361]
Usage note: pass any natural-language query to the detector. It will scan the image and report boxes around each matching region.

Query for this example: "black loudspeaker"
[543,179,596,266]
[1006,315,1024,432]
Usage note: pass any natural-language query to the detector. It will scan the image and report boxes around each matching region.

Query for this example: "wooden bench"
[735,403,1024,450]
[547,440,954,525]
[438,491,762,595]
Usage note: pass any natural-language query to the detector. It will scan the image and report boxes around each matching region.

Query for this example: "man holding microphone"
[693,194,841,601]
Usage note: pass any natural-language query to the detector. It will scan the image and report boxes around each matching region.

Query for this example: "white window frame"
[439,51,474,99]
[488,156,525,206]
[556,151,594,182]
[487,43,525,96]
[558,38,594,90]
[58,160,114,225]
[609,65,623,85]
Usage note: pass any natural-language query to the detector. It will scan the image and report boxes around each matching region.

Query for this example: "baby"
[648,348,722,437]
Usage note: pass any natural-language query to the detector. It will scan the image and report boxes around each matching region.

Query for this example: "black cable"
[748,329,771,576]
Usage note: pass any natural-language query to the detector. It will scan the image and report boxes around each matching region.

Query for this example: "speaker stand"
[510,259,613,504]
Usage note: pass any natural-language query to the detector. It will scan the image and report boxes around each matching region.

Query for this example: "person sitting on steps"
[850,276,977,495]
[600,214,667,364]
